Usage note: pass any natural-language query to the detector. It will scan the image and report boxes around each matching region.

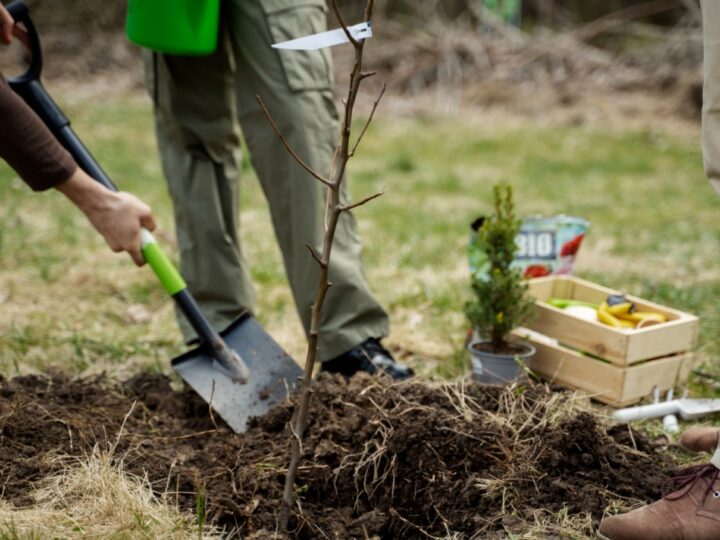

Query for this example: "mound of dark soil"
[0,372,673,538]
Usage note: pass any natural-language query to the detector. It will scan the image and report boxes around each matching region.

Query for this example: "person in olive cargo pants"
[596,3,720,539]
[144,0,411,378]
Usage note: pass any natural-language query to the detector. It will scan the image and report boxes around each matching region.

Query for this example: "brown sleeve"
[0,74,77,191]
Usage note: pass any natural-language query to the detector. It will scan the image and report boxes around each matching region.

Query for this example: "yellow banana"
[616,311,667,324]
[597,302,625,328]
[616,318,636,329]
[606,302,634,317]
[635,311,667,323]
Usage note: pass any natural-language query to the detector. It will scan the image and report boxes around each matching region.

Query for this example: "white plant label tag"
[272,22,372,50]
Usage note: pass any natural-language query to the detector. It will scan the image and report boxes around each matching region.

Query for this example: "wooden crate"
[526,275,699,366]
[519,333,697,407]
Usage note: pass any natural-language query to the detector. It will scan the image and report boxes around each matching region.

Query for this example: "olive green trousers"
[144,0,388,361]
[703,0,720,196]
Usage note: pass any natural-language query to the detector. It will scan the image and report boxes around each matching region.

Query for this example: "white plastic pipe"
[613,401,680,422]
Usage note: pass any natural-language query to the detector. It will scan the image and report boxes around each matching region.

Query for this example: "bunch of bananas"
[596,294,667,329]
[547,295,668,329]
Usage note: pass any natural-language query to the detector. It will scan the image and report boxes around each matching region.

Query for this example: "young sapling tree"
[256,0,385,530]
[464,184,534,353]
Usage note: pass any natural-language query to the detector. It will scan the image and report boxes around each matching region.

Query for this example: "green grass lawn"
[1,92,718,393]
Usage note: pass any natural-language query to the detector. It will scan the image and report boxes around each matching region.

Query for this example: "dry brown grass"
[519,507,595,539]
[0,447,219,539]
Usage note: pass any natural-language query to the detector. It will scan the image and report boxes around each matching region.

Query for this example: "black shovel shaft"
[6,1,247,379]
[7,1,117,192]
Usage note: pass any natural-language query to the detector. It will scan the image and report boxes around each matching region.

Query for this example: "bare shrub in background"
[25,0,126,31]
[21,0,698,32]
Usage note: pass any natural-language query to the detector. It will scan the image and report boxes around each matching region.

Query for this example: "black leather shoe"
[320,338,414,380]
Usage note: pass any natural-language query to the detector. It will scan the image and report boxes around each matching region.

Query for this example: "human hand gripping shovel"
[5,1,302,433]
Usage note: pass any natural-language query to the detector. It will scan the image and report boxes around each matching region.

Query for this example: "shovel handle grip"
[141,232,247,381]
[141,230,187,295]
[5,1,42,83]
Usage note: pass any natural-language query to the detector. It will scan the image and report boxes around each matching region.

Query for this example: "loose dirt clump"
[0,372,673,538]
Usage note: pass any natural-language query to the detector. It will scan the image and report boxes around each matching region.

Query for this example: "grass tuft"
[0,447,219,539]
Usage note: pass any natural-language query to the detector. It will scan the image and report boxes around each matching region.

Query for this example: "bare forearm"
[56,167,116,214]
[57,168,157,266]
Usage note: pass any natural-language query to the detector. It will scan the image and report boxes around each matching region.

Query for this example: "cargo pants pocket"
[261,0,333,92]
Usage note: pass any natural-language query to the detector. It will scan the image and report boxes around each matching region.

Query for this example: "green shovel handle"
[140,229,249,382]
[140,229,187,295]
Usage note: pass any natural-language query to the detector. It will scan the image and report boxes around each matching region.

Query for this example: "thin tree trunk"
[257,0,383,531]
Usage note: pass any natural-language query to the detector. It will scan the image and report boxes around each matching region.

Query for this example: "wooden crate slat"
[525,335,689,407]
[620,354,687,405]
[625,318,699,362]
[531,304,630,364]
[527,338,624,403]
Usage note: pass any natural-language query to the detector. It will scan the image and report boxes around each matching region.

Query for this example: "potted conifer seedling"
[465,184,536,384]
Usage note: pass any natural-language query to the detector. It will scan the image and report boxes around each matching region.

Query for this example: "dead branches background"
[344,0,702,116]
[2,1,703,121]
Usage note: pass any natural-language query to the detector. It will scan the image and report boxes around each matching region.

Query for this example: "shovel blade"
[171,315,302,433]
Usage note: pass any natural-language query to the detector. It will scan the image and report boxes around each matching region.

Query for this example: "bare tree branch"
[339,191,384,212]
[331,0,359,48]
[256,94,333,188]
[363,0,375,22]
[574,0,680,41]
[304,243,325,267]
[208,380,219,430]
[350,83,386,158]
[327,143,341,186]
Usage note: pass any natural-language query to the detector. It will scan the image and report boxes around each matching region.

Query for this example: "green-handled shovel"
[5,1,302,433]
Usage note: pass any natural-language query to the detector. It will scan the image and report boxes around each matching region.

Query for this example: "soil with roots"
[0,372,675,538]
